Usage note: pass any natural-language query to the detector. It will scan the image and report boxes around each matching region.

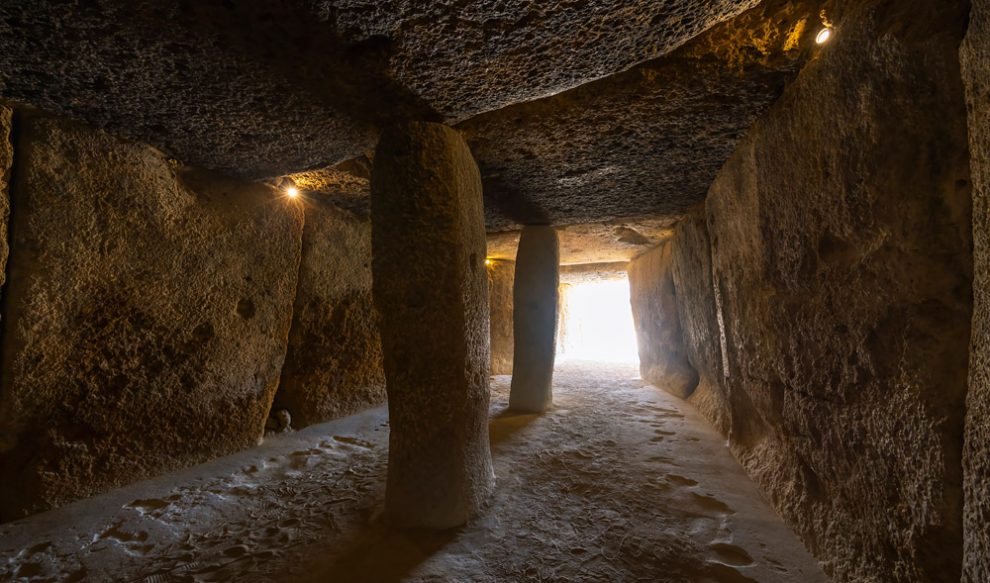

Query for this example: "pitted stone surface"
[961,0,990,579]
[461,0,824,229]
[1,0,755,183]
[0,111,303,521]
[658,1,972,579]
[0,106,10,303]
[311,0,760,121]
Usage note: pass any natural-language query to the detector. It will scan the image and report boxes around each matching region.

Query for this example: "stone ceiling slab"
[462,0,826,229]
[310,0,762,121]
[0,0,757,180]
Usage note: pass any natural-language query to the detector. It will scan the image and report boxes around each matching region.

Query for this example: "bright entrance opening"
[557,276,639,363]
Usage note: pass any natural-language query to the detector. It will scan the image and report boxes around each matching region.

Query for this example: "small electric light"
[286,186,299,198]
[485,258,493,267]
[815,27,833,45]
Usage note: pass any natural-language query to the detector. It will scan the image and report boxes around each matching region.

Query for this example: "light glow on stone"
[815,27,833,45]
[286,186,299,198]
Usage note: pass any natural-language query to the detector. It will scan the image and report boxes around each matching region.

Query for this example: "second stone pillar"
[509,226,560,412]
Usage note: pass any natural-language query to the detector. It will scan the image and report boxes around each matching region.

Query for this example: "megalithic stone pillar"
[509,226,560,413]
[371,122,495,529]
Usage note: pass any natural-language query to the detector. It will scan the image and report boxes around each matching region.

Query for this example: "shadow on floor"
[298,521,459,583]
[488,407,540,446]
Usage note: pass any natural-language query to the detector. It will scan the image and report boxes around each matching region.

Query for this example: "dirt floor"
[0,361,826,582]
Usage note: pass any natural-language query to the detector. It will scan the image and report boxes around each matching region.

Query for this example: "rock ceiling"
[0,0,827,235]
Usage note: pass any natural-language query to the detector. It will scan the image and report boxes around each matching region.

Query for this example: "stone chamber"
[0,0,989,581]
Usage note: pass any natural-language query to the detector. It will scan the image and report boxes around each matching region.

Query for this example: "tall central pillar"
[509,226,560,412]
[371,122,495,529]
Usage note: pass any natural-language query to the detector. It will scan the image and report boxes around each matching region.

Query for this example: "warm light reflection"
[815,27,832,44]
[557,278,639,363]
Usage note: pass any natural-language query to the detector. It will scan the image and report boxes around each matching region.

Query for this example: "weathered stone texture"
[663,0,972,579]
[0,105,11,299]
[509,226,559,413]
[315,0,759,121]
[628,244,698,399]
[273,198,384,428]
[487,259,514,376]
[961,0,990,579]
[460,0,823,229]
[0,112,303,521]
[666,207,733,436]
[0,0,758,182]
[371,122,494,528]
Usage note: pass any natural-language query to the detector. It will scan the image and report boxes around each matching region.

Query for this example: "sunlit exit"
[557,277,639,363]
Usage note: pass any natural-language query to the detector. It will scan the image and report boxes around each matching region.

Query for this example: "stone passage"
[509,226,560,413]
[371,121,495,529]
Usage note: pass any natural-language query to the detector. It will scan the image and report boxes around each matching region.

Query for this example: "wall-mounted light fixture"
[485,258,493,267]
[285,186,300,199]
[816,10,834,45]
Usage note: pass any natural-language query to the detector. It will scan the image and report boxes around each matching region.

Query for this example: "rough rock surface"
[371,122,495,528]
[628,244,698,399]
[655,1,973,579]
[460,0,825,229]
[0,105,10,301]
[486,216,679,265]
[487,260,515,376]
[0,111,304,521]
[0,0,754,180]
[668,207,733,437]
[961,1,990,579]
[509,227,560,413]
[312,0,759,121]
[0,2,390,179]
[274,198,385,429]
[559,262,629,285]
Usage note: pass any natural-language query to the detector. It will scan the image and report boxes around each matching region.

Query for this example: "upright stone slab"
[487,259,515,375]
[274,199,385,428]
[0,111,303,520]
[509,226,559,412]
[628,243,699,398]
[962,0,990,578]
[371,122,495,529]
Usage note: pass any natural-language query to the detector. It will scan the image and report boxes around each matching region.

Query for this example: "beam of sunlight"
[557,277,639,363]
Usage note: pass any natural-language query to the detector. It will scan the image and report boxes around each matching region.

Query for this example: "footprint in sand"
[708,542,755,567]
[127,497,172,518]
[703,562,759,583]
[691,492,735,515]
[651,428,676,442]
[332,435,376,448]
[100,522,154,555]
[667,474,698,487]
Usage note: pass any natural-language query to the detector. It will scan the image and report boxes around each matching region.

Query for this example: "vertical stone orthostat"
[509,226,560,413]
[371,121,495,529]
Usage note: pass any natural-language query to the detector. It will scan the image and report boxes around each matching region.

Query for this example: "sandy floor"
[0,361,825,582]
